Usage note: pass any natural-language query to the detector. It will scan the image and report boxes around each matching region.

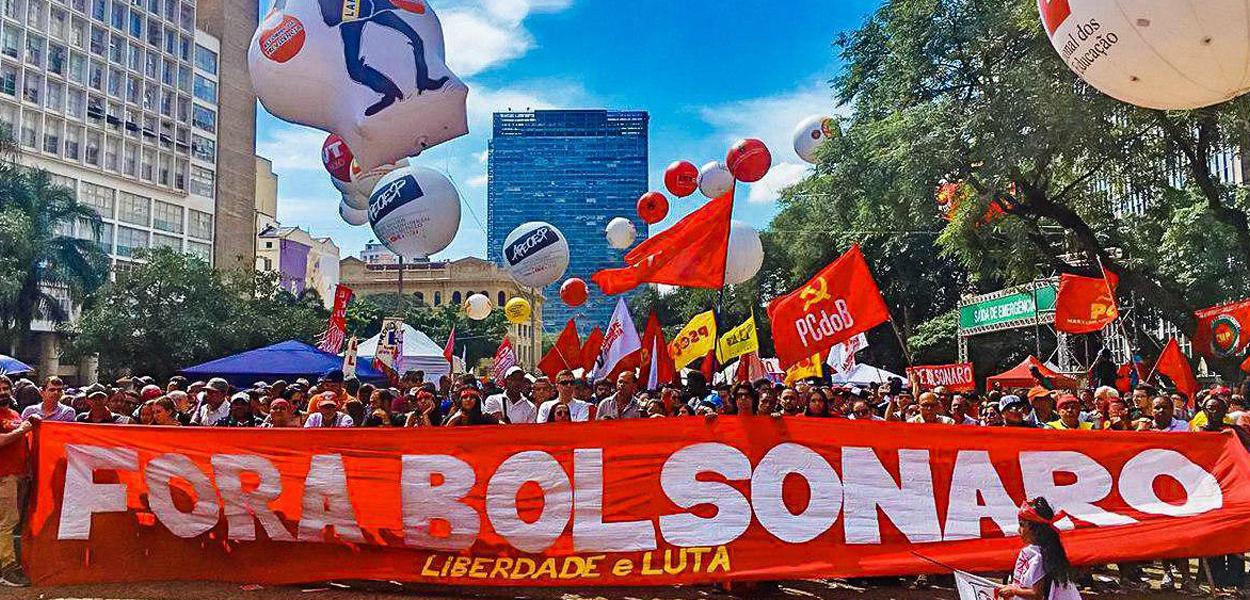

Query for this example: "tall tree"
[826,0,1250,376]
[0,127,109,353]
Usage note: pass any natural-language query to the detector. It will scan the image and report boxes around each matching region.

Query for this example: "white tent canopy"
[349,324,455,381]
[829,363,904,387]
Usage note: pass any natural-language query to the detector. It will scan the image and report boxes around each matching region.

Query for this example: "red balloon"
[664,161,699,197]
[637,192,669,225]
[726,138,772,183]
[560,278,588,307]
[322,134,355,182]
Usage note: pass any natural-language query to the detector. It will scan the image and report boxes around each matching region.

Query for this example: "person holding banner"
[995,498,1081,600]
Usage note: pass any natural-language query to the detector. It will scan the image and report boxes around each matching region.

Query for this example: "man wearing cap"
[191,378,232,426]
[1000,395,1034,428]
[1025,386,1057,427]
[1046,394,1092,430]
[75,390,132,424]
[304,392,355,427]
[597,370,643,420]
[0,378,33,587]
[484,366,536,424]
[319,369,348,406]
[215,393,259,427]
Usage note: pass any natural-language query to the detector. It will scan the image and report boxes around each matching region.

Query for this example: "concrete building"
[3,0,257,380]
[254,154,276,240]
[257,225,340,308]
[340,253,545,369]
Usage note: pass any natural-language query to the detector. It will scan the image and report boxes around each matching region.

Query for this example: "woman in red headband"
[996,497,1080,599]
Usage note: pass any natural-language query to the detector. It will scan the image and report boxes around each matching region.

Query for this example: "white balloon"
[367,165,461,260]
[724,220,764,286]
[339,198,368,226]
[464,293,492,321]
[502,222,570,288]
[793,115,837,164]
[697,161,734,199]
[1041,1,1250,110]
[605,217,637,250]
[248,0,469,170]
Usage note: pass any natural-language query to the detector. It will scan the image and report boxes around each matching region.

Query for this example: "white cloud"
[256,125,330,173]
[440,0,573,77]
[746,161,809,204]
[467,174,488,188]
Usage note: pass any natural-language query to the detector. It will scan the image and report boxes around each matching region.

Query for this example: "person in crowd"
[849,399,883,421]
[644,398,667,418]
[1046,394,1092,430]
[151,397,182,426]
[1000,395,1032,428]
[546,402,573,423]
[317,369,348,406]
[996,497,1082,600]
[484,367,536,424]
[597,370,642,420]
[1102,398,1136,431]
[729,382,759,416]
[215,394,258,427]
[20,384,76,422]
[803,390,830,417]
[344,398,366,427]
[778,388,804,416]
[0,386,33,588]
[535,370,593,422]
[1149,396,1189,432]
[981,401,1005,426]
[166,390,193,425]
[908,392,955,424]
[444,389,498,426]
[192,378,231,426]
[950,394,977,425]
[35,376,64,413]
[108,389,140,420]
[76,390,132,424]
[1027,387,1057,427]
[593,379,615,404]
[166,375,187,393]
[136,401,156,425]
[405,391,442,427]
[304,393,354,428]
[362,389,397,427]
[399,370,424,395]
[261,399,302,428]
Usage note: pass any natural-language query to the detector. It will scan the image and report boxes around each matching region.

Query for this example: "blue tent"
[0,354,33,376]
[180,340,387,387]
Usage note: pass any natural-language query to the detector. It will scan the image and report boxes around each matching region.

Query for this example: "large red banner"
[907,362,976,392]
[24,420,1250,587]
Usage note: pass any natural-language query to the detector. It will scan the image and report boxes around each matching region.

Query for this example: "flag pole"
[1093,254,1133,357]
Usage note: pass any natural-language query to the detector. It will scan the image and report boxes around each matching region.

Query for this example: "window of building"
[497,291,505,306]
[78,181,113,216]
[125,73,138,103]
[186,240,210,261]
[44,79,62,110]
[68,51,85,82]
[139,146,153,180]
[19,117,37,147]
[158,87,170,116]
[451,291,461,305]
[63,124,80,159]
[69,16,85,48]
[126,40,139,70]
[193,43,215,74]
[49,7,66,39]
[107,32,122,63]
[90,0,104,21]
[26,0,45,30]
[191,103,212,133]
[192,73,213,103]
[1,26,21,59]
[433,291,441,306]
[105,65,120,96]
[173,156,185,190]
[1,0,20,20]
[415,292,424,305]
[160,57,172,85]
[145,17,157,47]
[121,141,135,174]
[0,64,16,96]
[89,24,104,55]
[76,217,112,253]
[84,130,100,165]
[47,42,65,75]
[25,33,44,67]
[116,191,148,225]
[0,103,15,130]
[87,59,102,89]
[177,2,190,31]
[65,87,83,117]
[126,9,139,37]
[189,164,212,197]
[114,225,147,258]
[157,151,169,183]
[187,208,211,239]
[162,0,174,20]
[22,71,42,104]
[42,118,59,153]
[176,63,188,91]
[152,232,179,250]
[108,1,123,29]
[190,133,212,161]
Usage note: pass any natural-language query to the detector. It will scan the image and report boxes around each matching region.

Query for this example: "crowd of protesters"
[0,356,1247,593]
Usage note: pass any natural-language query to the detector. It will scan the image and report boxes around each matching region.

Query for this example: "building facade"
[3,0,256,380]
[257,225,340,308]
[340,254,545,369]
[487,109,648,330]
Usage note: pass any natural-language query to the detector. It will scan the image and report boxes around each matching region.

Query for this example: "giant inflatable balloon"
[504,297,532,324]
[1039,0,1250,110]
[664,160,699,197]
[249,0,468,170]
[502,222,569,288]
[636,192,669,225]
[339,199,368,226]
[697,161,735,199]
[605,217,637,250]
[367,164,461,259]
[793,115,837,164]
[724,220,764,286]
[726,138,772,183]
[322,134,357,183]
[560,278,588,307]
[464,293,491,320]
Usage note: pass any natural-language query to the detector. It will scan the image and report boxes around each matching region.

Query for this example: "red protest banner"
[907,362,975,392]
[318,284,354,353]
[25,420,1250,587]
[767,244,890,370]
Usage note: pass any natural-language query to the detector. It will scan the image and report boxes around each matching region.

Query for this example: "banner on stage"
[907,362,975,393]
[24,420,1250,587]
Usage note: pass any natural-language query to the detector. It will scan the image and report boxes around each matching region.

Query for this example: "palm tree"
[0,126,110,353]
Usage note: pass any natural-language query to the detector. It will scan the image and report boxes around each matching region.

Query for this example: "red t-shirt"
[0,408,28,477]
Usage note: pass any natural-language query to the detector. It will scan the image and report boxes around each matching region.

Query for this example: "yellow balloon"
[504,297,531,324]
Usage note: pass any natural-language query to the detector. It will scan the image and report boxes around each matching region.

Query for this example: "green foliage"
[71,249,328,380]
[344,294,510,367]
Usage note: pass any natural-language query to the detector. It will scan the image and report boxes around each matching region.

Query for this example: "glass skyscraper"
[488,109,649,331]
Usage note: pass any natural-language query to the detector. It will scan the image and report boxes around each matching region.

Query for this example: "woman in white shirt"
[996,497,1081,600]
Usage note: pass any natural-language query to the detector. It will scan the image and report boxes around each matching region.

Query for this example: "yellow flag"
[716,313,759,363]
[784,353,823,386]
[668,310,718,370]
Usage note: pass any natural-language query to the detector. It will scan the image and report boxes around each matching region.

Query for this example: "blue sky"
[257,0,882,259]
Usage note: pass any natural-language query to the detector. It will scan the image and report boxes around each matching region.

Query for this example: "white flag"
[954,570,1000,600]
[826,332,869,375]
[594,298,642,379]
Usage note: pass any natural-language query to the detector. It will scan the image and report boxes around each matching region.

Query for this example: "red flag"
[580,327,604,373]
[640,312,675,389]
[490,338,518,383]
[537,320,582,379]
[766,244,890,370]
[1241,354,1250,374]
[442,326,456,365]
[592,190,733,295]
[1193,298,1250,358]
[699,347,717,382]
[318,284,354,353]
[1152,339,1198,401]
[1055,270,1119,334]
[735,352,767,383]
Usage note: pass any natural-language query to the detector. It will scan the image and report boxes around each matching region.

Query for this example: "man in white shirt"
[484,366,536,424]
[597,370,642,420]
[535,369,593,422]
[304,393,355,427]
[192,378,232,426]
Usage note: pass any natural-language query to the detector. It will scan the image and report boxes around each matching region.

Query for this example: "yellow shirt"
[1188,412,1235,431]
[1047,419,1093,430]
